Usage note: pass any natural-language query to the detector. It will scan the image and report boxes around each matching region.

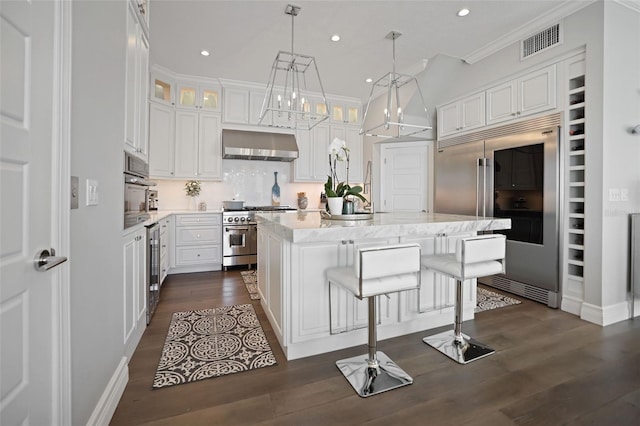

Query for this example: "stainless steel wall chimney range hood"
[222,129,299,162]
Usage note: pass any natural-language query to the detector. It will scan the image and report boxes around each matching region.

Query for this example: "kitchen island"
[256,211,510,360]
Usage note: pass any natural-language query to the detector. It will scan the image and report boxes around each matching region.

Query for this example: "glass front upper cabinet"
[331,103,360,124]
[151,76,174,106]
[177,83,220,111]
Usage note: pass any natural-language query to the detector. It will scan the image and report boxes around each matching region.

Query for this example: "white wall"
[599,1,640,309]
[154,159,325,210]
[69,1,128,423]
[365,0,640,324]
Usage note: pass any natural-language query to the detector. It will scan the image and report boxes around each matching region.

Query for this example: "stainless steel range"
[222,209,257,270]
[222,206,296,270]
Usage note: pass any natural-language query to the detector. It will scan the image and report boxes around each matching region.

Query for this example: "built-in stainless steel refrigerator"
[435,118,560,307]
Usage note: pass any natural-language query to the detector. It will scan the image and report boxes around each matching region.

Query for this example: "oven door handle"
[226,227,250,232]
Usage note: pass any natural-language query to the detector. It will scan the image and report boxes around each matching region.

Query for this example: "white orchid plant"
[324,138,366,202]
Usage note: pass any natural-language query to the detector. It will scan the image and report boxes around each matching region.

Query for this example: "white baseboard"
[581,301,630,326]
[86,356,129,426]
[560,295,583,316]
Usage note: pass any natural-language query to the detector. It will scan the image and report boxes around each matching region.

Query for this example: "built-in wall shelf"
[564,54,586,294]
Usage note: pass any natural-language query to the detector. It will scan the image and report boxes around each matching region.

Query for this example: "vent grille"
[478,275,559,308]
[522,24,561,59]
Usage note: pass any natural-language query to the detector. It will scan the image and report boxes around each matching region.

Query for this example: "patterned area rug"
[240,270,260,300]
[476,287,522,313]
[153,304,276,389]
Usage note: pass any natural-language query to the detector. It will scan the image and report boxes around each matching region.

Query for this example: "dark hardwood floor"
[110,271,640,425]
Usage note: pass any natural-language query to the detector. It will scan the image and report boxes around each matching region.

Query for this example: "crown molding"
[616,0,640,12]
[463,0,596,64]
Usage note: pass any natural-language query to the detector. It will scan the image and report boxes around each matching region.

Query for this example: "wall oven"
[123,153,155,229]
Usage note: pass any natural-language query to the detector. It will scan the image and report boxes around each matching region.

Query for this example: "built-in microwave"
[124,153,156,229]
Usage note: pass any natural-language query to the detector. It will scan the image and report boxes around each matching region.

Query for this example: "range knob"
[234,217,240,222]
[227,217,233,222]
[240,217,246,222]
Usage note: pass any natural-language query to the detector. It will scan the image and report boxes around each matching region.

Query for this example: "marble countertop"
[257,211,511,243]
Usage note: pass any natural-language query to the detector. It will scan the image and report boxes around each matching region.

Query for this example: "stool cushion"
[421,253,504,281]
[355,244,421,280]
[455,235,506,264]
[327,267,421,298]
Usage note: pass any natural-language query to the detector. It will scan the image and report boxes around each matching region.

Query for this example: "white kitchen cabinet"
[148,102,175,178]
[124,2,149,161]
[122,226,146,359]
[250,89,268,125]
[331,101,361,125]
[437,91,485,139]
[150,68,175,106]
[289,237,397,343]
[294,123,331,182]
[159,216,171,284]
[486,64,557,125]
[222,86,250,124]
[177,81,221,111]
[398,232,475,322]
[129,0,149,37]
[172,214,222,273]
[330,125,363,184]
[174,111,222,180]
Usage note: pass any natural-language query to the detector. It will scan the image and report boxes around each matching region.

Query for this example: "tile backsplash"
[153,159,324,210]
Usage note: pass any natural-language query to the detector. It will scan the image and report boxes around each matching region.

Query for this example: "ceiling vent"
[521,23,561,60]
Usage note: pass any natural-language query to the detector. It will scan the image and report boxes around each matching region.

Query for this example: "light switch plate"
[86,179,99,206]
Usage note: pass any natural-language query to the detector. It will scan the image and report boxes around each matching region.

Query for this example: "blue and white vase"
[271,171,281,206]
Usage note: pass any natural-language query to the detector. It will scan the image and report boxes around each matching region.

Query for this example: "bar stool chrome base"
[423,330,495,364]
[336,351,413,397]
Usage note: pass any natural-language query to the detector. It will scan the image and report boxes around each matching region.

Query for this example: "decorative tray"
[320,211,374,221]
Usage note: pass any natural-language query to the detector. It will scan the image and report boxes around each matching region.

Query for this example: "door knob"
[34,248,68,271]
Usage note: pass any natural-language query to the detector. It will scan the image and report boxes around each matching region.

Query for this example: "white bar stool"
[326,244,421,397]
[421,234,506,364]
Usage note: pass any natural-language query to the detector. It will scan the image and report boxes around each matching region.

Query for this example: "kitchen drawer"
[175,226,220,245]
[175,245,221,265]
[175,214,221,227]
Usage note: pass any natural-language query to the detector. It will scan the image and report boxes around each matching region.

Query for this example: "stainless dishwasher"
[146,222,160,324]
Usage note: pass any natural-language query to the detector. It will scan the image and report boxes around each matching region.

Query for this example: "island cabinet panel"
[267,232,284,337]
[290,237,398,344]
[399,232,476,321]
[256,211,511,360]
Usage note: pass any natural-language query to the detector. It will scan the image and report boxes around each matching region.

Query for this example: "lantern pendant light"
[360,31,433,138]
[258,4,330,130]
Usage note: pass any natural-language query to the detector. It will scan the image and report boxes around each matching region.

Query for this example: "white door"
[1,1,68,424]
[379,142,429,212]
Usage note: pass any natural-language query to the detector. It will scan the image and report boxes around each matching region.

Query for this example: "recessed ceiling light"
[330,34,340,42]
[457,8,470,17]
[365,78,373,83]
[200,50,210,56]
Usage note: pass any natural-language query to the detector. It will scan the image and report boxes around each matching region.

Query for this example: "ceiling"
[149,0,589,101]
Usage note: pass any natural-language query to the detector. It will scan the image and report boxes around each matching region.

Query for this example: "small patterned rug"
[153,304,276,389]
[476,287,522,313]
[240,270,260,300]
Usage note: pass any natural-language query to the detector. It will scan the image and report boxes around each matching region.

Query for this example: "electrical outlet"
[621,188,629,201]
[86,179,99,206]
[609,188,621,202]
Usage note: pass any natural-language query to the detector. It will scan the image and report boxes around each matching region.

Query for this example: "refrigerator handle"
[476,158,482,218]
[482,157,488,218]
